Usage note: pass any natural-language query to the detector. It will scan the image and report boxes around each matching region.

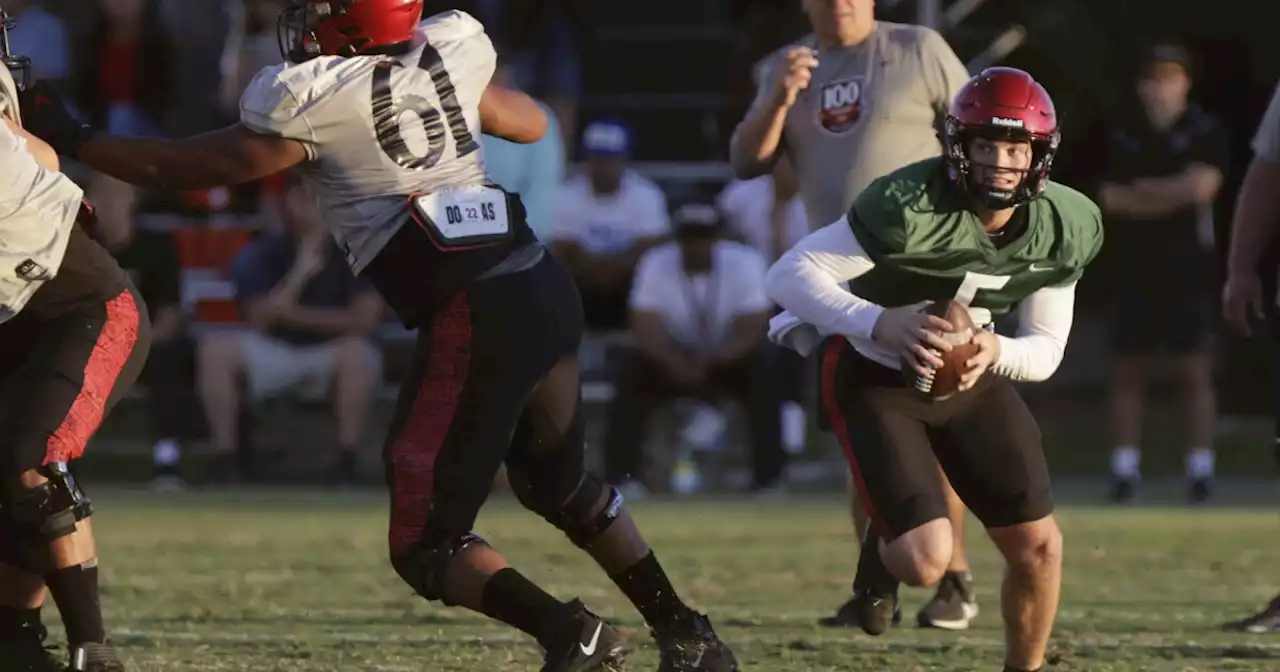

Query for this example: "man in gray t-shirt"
[729,1,969,230]
[728,0,976,633]
[1220,81,1280,634]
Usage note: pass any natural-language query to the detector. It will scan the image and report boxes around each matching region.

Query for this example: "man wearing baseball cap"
[1098,40,1229,505]
[550,119,670,330]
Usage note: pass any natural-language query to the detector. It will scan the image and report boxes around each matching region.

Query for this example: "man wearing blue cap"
[550,118,670,330]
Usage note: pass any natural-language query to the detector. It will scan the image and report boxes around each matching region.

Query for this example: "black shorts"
[383,250,585,556]
[0,285,150,475]
[819,337,1053,539]
[1108,287,1213,355]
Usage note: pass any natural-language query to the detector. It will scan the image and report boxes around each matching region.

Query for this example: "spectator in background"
[481,55,564,241]
[218,0,284,116]
[728,0,976,630]
[87,172,190,490]
[197,176,384,485]
[550,118,669,331]
[604,202,783,495]
[72,0,175,137]
[1098,42,1228,504]
[717,155,810,456]
[475,0,587,152]
[1,0,70,83]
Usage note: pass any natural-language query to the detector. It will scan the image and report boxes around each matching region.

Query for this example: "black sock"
[610,551,692,636]
[0,605,45,640]
[854,527,899,597]
[480,568,576,647]
[44,563,106,645]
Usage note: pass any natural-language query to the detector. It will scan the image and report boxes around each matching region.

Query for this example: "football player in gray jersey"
[20,2,738,670]
[0,11,151,671]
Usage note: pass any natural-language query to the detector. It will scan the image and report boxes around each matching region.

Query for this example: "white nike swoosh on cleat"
[580,622,603,656]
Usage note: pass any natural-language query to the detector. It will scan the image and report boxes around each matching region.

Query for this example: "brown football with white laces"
[902,300,981,400]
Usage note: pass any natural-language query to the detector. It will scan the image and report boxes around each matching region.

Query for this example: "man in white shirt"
[550,118,669,330]
[605,202,784,493]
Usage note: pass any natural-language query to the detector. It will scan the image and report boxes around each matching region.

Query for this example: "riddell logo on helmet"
[991,116,1024,128]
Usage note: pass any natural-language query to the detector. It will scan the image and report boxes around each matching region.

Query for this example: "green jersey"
[846,157,1103,326]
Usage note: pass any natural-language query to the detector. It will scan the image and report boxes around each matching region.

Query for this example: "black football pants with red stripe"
[0,284,150,477]
[817,336,1053,539]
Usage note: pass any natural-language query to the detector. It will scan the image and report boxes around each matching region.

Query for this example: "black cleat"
[916,571,979,630]
[1188,478,1212,504]
[0,636,62,672]
[818,593,901,629]
[540,601,626,672]
[1223,595,1280,633]
[1109,478,1137,504]
[845,524,901,636]
[68,643,126,672]
[655,612,739,672]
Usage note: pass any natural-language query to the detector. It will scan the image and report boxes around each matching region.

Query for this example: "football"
[902,300,981,400]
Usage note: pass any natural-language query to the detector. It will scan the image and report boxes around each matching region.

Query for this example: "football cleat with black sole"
[655,612,739,672]
[541,601,626,672]
[68,643,126,672]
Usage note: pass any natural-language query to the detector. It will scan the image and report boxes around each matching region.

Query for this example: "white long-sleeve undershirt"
[764,217,1076,382]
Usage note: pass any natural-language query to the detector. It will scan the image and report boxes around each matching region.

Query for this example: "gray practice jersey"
[1253,81,1280,164]
[742,22,970,229]
[0,72,84,323]
[240,10,494,274]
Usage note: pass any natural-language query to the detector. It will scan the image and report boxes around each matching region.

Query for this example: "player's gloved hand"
[770,46,819,109]
[17,80,97,158]
[958,330,1000,391]
[1223,271,1265,337]
[871,302,954,377]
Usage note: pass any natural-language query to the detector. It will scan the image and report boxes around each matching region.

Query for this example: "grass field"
[60,486,1280,671]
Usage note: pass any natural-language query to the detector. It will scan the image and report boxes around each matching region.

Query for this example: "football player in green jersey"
[765,68,1102,672]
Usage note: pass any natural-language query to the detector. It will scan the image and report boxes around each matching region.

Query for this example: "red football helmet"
[942,67,1061,209]
[278,0,424,63]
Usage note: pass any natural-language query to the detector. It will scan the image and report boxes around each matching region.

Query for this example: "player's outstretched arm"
[76,124,308,191]
[479,83,547,144]
[990,282,1076,382]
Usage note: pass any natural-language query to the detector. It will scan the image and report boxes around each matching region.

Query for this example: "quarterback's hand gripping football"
[770,46,819,109]
[871,302,954,377]
[18,80,97,158]
[958,330,1000,390]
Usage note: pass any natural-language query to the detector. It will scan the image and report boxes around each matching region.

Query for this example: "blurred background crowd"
[6,0,1280,499]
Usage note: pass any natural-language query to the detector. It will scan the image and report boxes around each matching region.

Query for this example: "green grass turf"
[57,488,1280,671]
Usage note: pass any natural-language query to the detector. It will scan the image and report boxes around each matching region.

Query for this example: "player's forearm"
[764,220,881,340]
[991,283,1076,382]
[78,134,242,191]
[729,104,789,179]
[1226,157,1280,276]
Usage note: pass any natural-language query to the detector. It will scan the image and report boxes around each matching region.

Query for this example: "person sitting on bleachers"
[197,174,383,484]
[549,118,669,331]
[603,202,785,496]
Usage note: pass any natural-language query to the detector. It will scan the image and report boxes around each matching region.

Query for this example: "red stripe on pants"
[819,336,889,538]
[44,289,140,465]
[387,290,473,556]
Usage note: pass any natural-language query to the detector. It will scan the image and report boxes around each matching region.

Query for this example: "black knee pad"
[514,470,624,549]
[0,462,93,544]
[390,532,486,603]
